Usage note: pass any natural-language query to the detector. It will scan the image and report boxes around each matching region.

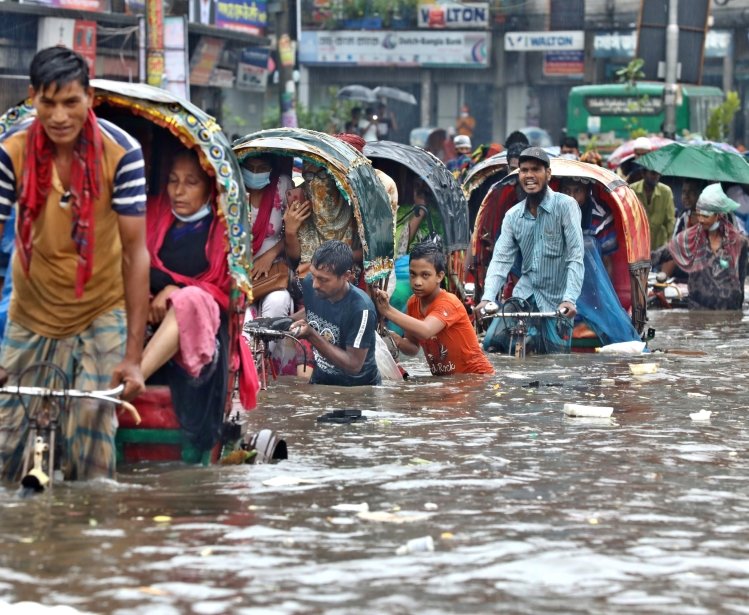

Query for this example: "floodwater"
[3,309,749,614]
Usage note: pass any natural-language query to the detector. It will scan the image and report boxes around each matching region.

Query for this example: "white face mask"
[708,220,720,232]
[242,168,271,190]
[172,200,212,223]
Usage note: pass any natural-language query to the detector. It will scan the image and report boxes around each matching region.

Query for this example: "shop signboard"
[164,16,189,100]
[214,0,267,36]
[22,0,110,10]
[504,30,584,52]
[189,36,225,86]
[237,47,269,92]
[417,3,489,29]
[73,21,97,78]
[593,30,731,59]
[542,50,584,77]
[299,30,490,68]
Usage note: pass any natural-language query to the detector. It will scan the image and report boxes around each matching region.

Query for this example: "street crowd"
[0,46,747,483]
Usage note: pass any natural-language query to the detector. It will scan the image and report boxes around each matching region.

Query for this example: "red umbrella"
[607,136,674,170]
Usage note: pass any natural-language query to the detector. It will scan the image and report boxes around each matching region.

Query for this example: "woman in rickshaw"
[139,148,236,449]
[284,159,361,278]
[239,153,296,374]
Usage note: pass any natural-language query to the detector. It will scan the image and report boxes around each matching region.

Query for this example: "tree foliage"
[615,58,645,89]
[705,91,741,142]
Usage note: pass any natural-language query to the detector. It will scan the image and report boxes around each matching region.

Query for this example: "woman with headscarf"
[142,149,257,448]
[652,183,748,310]
[284,160,361,278]
[240,153,296,374]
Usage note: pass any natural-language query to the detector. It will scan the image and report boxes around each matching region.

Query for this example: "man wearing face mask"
[284,161,361,278]
[475,147,584,354]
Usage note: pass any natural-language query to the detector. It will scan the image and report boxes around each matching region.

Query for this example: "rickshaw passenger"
[240,154,296,374]
[140,149,235,449]
[284,160,361,276]
[334,133,398,212]
[0,47,149,481]
[558,177,617,278]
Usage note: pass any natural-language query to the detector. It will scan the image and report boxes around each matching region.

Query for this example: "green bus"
[566,82,724,152]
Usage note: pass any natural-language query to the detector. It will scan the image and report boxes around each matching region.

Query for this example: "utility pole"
[274,0,297,127]
[662,0,679,138]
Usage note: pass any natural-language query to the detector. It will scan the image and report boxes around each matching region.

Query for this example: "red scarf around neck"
[250,174,279,256]
[17,108,102,298]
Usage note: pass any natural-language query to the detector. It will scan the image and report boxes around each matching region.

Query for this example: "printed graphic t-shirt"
[406,290,495,375]
[302,275,381,386]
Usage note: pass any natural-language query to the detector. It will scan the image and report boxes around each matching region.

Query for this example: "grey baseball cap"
[518,146,550,167]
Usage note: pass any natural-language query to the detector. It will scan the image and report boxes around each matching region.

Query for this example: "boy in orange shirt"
[374,242,494,376]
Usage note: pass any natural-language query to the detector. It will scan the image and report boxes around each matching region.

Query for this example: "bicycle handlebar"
[0,383,141,424]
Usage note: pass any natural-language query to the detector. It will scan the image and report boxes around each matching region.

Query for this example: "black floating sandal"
[316,409,367,424]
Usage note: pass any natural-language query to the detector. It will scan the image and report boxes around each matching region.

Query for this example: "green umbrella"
[636,142,749,184]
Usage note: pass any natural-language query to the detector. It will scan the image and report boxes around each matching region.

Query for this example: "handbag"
[252,260,290,302]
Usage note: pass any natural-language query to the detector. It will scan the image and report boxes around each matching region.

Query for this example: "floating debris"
[629,363,658,375]
[562,403,614,418]
[690,410,712,422]
[396,535,434,555]
[357,510,431,524]
[331,503,369,513]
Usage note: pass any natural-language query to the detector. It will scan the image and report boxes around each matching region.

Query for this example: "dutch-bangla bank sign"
[505,31,584,51]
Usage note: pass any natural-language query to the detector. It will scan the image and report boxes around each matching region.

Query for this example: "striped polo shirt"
[481,187,585,313]
[0,116,146,337]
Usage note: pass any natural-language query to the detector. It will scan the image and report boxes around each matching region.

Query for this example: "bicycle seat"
[244,317,293,332]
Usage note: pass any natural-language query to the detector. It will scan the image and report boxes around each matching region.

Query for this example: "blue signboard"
[215,0,267,36]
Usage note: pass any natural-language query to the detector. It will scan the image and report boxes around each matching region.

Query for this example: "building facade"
[297,0,749,147]
[0,0,270,139]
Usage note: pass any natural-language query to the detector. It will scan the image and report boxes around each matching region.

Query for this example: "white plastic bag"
[594,341,646,355]
[374,332,403,382]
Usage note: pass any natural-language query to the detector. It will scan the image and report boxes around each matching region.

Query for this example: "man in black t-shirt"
[291,240,381,386]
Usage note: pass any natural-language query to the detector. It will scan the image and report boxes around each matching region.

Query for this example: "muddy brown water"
[2,309,749,614]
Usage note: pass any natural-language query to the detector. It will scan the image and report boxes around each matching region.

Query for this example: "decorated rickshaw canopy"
[363,140,470,253]
[234,127,394,282]
[493,158,650,265]
[462,152,508,199]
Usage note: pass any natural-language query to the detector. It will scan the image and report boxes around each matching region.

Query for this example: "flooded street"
[3,309,749,614]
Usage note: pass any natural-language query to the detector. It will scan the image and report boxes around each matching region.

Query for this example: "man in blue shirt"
[475,147,584,354]
[291,240,381,386]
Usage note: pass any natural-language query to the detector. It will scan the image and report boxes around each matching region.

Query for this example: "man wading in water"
[0,47,149,481]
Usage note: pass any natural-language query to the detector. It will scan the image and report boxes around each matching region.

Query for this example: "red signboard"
[73,21,96,78]
[543,50,584,76]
